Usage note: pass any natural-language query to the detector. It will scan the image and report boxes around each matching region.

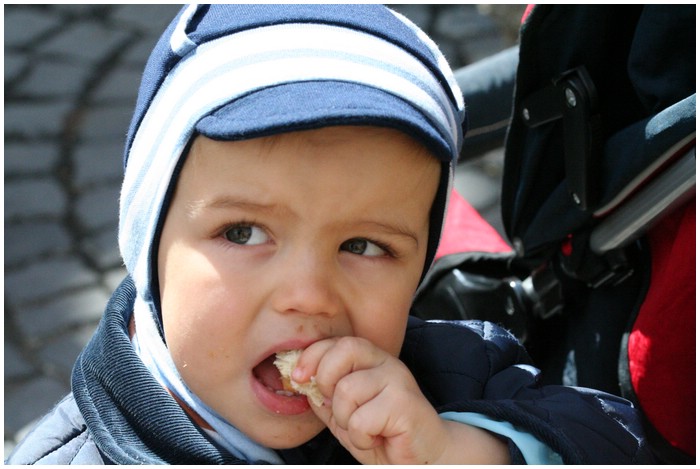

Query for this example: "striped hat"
[119,4,466,312]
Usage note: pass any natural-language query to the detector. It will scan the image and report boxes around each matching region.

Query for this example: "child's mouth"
[253,354,297,396]
[251,354,310,415]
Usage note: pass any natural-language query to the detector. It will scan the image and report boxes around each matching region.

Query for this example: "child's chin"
[254,419,327,450]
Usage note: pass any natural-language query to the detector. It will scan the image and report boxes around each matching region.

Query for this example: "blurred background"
[4,4,524,455]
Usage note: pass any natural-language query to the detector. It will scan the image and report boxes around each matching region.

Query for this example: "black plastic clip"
[520,66,602,211]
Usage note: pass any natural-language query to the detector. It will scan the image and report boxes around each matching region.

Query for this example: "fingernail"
[291,367,304,382]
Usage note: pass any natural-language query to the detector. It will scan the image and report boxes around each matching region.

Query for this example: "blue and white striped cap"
[119,4,466,309]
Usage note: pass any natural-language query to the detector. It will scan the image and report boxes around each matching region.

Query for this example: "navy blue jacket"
[7,277,656,464]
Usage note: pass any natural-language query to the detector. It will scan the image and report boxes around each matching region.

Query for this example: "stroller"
[413,5,695,464]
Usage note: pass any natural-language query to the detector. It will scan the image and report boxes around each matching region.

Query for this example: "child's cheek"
[350,291,412,357]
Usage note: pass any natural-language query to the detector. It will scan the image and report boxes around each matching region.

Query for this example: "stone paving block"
[91,66,143,102]
[4,376,69,437]
[75,183,121,231]
[4,101,72,138]
[435,5,495,41]
[37,324,99,385]
[72,140,124,188]
[454,160,501,212]
[16,287,110,342]
[4,178,67,220]
[120,34,161,66]
[434,41,461,71]
[4,142,60,176]
[390,4,433,31]
[459,32,509,63]
[15,59,93,98]
[4,8,61,48]
[111,4,182,33]
[51,4,101,15]
[5,440,18,461]
[4,221,72,266]
[4,342,35,380]
[104,267,129,293]
[82,228,122,270]
[5,258,97,306]
[78,104,135,140]
[4,52,27,84]
[476,148,507,179]
[476,4,525,43]
[37,21,131,64]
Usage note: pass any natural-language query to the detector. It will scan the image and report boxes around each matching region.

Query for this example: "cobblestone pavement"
[4,4,519,456]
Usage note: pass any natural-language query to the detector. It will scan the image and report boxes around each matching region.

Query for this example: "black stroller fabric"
[503,5,695,262]
[414,4,695,464]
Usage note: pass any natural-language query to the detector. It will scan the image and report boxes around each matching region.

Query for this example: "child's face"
[157,126,440,448]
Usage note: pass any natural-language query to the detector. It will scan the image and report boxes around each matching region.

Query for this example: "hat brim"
[194,80,453,163]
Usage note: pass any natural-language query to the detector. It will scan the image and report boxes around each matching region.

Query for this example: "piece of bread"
[274,350,324,406]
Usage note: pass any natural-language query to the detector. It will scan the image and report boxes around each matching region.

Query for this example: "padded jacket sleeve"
[5,394,105,465]
[400,317,657,464]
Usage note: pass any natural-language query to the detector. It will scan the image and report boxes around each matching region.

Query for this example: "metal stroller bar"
[590,145,696,255]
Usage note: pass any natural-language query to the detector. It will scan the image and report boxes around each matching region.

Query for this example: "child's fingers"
[314,365,433,462]
[344,389,394,450]
[309,391,333,422]
[294,336,387,397]
[291,339,336,383]
[302,337,445,464]
[329,366,389,432]
[332,369,395,450]
[314,336,388,398]
[308,379,385,455]
[321,357,425,449]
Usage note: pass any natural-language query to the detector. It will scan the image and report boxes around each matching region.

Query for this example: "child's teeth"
[276,390,298,397]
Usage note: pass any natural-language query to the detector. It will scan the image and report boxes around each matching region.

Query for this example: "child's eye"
[223,224,269,245]
[340,238,388,257]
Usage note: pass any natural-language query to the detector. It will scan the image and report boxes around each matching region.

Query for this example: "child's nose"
[270,248,342,318]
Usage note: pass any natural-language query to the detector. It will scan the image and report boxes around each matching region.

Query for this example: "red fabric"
[435,189,512,259]
[522,4,536,24]
[628,199,696,456]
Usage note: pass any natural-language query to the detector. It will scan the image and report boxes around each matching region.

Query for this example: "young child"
[7,5,656,465]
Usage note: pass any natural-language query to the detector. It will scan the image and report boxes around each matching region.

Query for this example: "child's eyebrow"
[187,196,281,218]
[358,221,419,247]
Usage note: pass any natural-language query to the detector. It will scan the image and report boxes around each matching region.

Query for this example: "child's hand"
[292,337,510,464]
